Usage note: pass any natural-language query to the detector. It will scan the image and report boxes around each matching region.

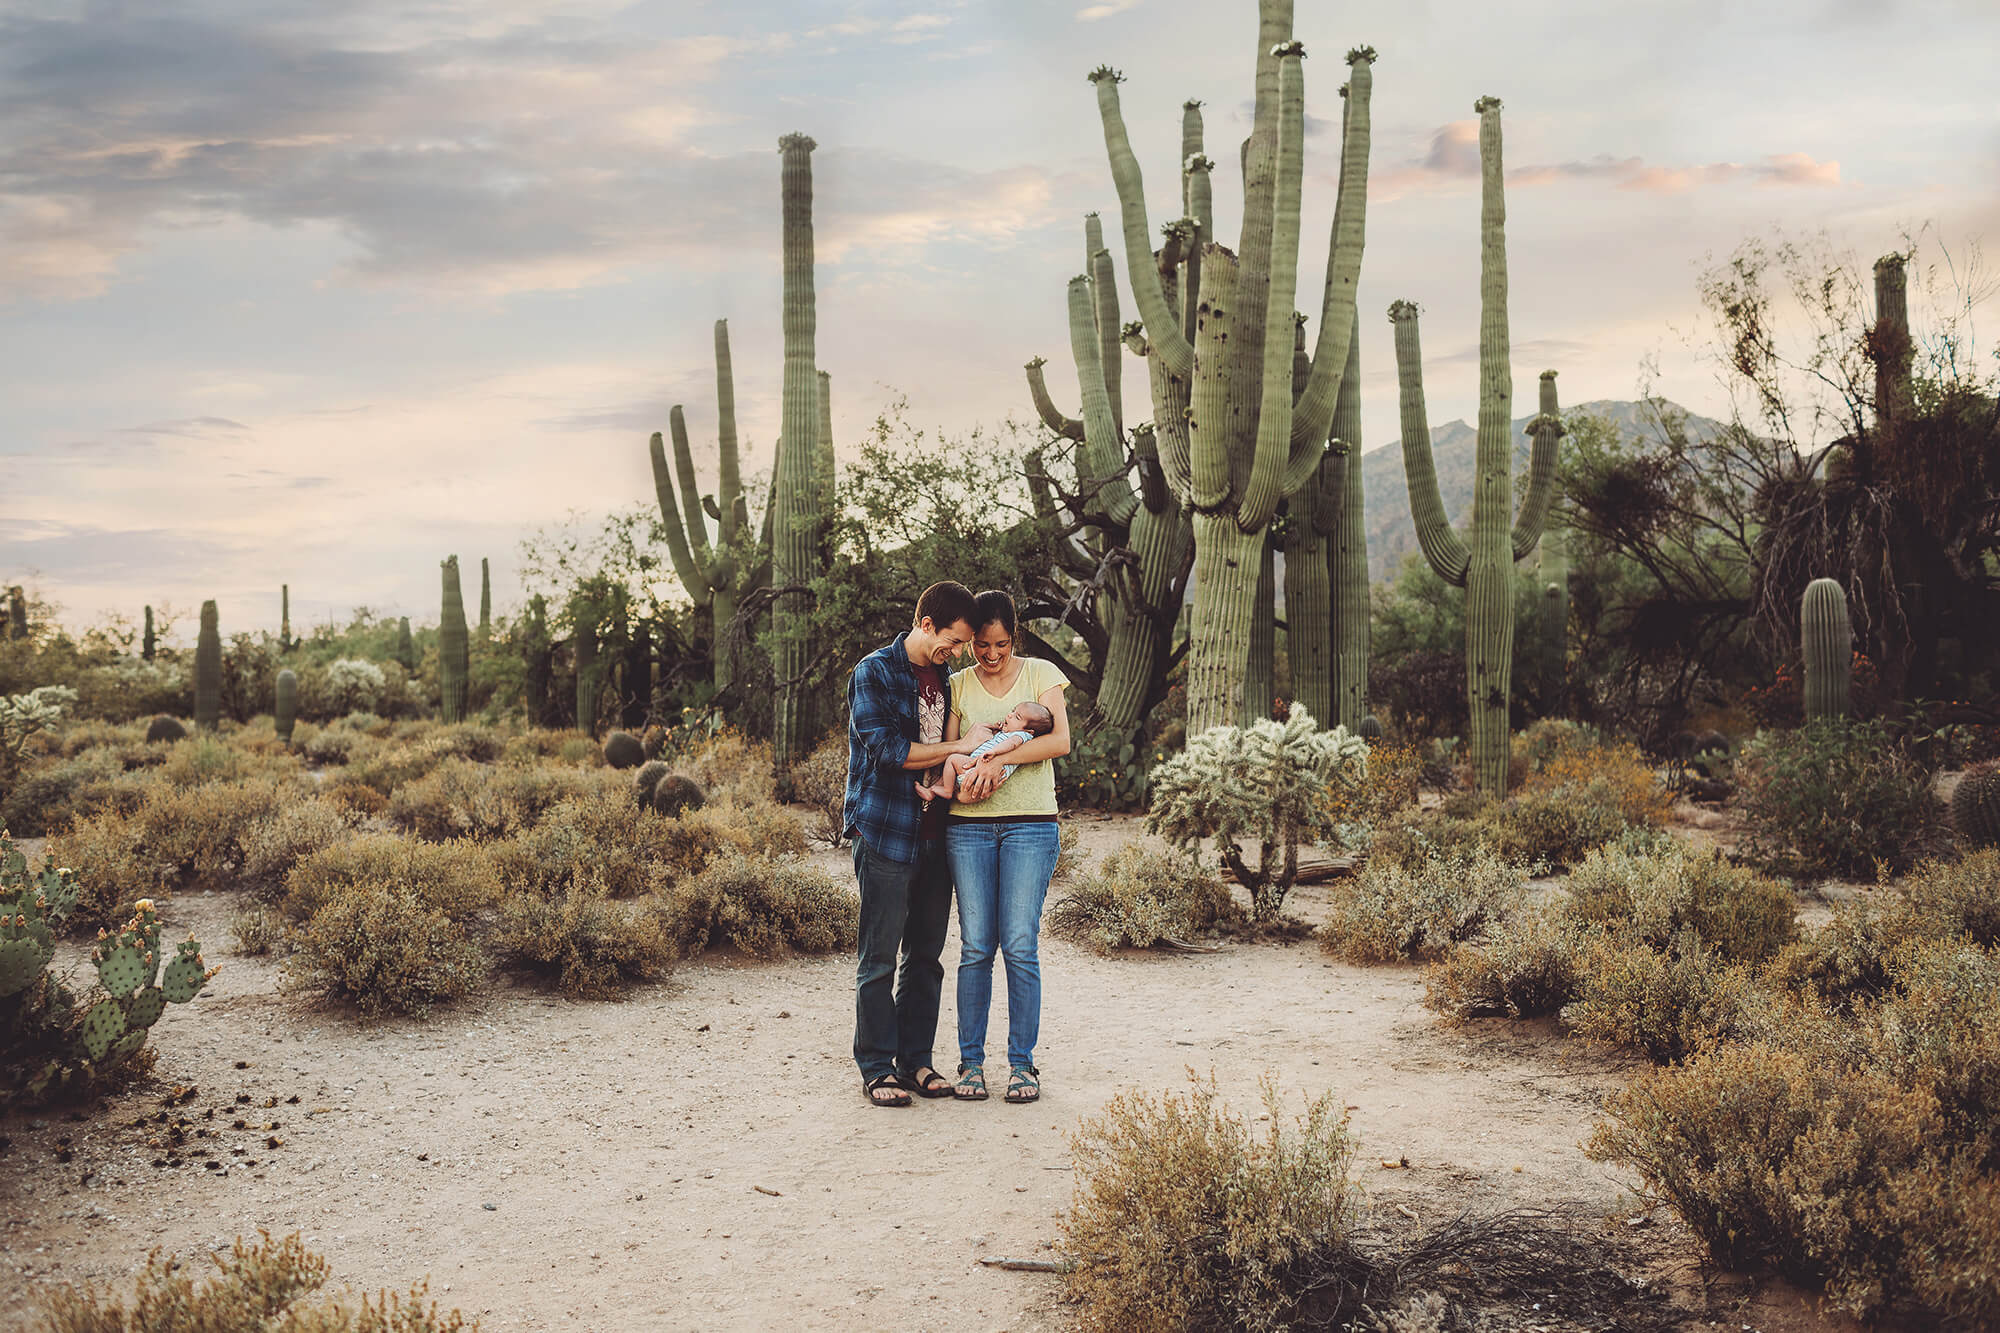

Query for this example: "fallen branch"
[977,1257,1075,1273]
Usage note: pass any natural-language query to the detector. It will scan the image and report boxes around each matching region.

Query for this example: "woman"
[943,589,1070,1104]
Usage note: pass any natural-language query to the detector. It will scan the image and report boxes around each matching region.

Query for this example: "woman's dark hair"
[971,589,1017,637]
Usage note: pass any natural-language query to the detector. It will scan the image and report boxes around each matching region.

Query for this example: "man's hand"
[956,723,996,754]
[958,755,1006,802]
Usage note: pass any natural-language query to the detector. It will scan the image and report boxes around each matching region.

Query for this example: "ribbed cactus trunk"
[1873,254,1912,441]
[7,587,26,640]
[1243,540,1276,724]
[1802,578,1852,723]
[1539,522,1569,715]
[479,558,492,639]
[274,668,297,742]
[280,584,292,653]
[1389,98,1563,796]
[1283,317,1333,724]
[522,596,552,728]
[194,600,221,730]
[142,605,155,662]
[396,616,415,671]
[1328,307,1369,730]
[623,614,651,729]
[771,132,819,767]
[439,557,470,724]
[1090,17,1374,737]
[574,603,600,738]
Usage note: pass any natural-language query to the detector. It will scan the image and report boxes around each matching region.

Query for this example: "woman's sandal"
[954,1064,989,1101]
[902,1066,954,1099]
[864,1073,912,1108]
[1004,1066,1041,1104]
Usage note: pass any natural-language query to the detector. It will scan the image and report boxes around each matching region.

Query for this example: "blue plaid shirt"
[843,633,952,865]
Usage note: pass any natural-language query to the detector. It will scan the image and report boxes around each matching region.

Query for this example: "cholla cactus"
[1145,703,1367,920]
[1,686,76,780]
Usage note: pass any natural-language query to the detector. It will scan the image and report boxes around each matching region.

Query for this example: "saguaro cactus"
[479,558,492,639]
[1539,525,1569,715]
[280,584,292,653]
[521,596,552,728]
[142,605,156,661]
[574,599,601,738]
[771,131,820,767]
[395,616,416,671]
[6,587,26,640]
[1089,8,1375,735]
[1389,98,1563,794]
[1327,306,1371,729]
[439,557,470,724]
[194,600,221,730]
[1802,577,1852,723]
[274,668,297,742]
[653,319,751,694]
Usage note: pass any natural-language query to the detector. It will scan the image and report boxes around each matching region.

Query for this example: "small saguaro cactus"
[574,599,601,738]
[6,586,26,640]
[274,668,298,742]
[395,616,416,671]
[1950,762,2000,849]
[280,584,293,653]
[439,557,470,724]
[479,558,492,639]
[1801,577,1851,723]
[1388,97,1563,796]
[194,600,222,730]
[142,605,156,661]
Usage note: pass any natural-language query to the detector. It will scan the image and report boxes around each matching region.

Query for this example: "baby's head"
[1005,702,1054,737]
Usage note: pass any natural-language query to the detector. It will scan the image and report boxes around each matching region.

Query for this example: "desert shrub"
[46,812,159,930]
[1765,907,1901,1014]
[1364,804,1495,874]
[345,737,454,797]
[36,1229,478,1332]
[1508,718,1607,780]
[322,778,388,819]
[1046,843,1244,952]
[1053,821,1083,880]
[1321,844,1526,964]
[1562,933,1758,1063]
[495,880,676,999]
[288,883,485,1018]
[229,906,286,956]
[386,758,597,842]
[790,733,849,846]
[558,735,601,765]
[1148,705,1369,921]
[425,724,508,764]
[2,748,122,835]
[499,729,594,765]
[139,777,301,888]
[1864,940,2000,1153]
[240,799,356,900]
[1562,842,1798,963]
[1061,1074,1359,1331]
[1352,741,1424,825]
[155,734,301,788]
[1423,909,1587,1020]
[1484,779,1637,868]
[282,835,496,925]
[1737,719,1943,877]
[672,728,773,805]
[663,854,858,958]
[1589,1042,1996,1322]
[1887,849,2000,948]
[302,727,362,766]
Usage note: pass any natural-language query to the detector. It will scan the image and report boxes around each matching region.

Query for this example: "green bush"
[1737,719,1943,877]
[282,835,497,925]
[241,799,355,900]
[1061,1075,1359,1331]
[1562,932,1757,1063]
[1057,725,1151,813]
[1045,843,1244,952]
[288,883,485,1018]
[387,759,599,842]
[496,881,676,999]
[1563,842,1798,963]
[1321,844,1526,964]
[789,733,848,845]
[1,748,123,835]
[663,854,857,958]
[1423,909,1586,1020]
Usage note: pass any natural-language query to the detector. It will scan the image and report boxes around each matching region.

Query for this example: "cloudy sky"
[3,0,1996,637]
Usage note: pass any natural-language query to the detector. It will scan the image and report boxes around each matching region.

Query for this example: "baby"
[916,701,1055,801]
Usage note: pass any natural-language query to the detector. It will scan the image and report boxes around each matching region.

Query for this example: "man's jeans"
[852,833,953,1083]
[945,820,1061,1071]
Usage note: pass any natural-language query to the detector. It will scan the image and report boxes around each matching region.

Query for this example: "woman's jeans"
[945,820,1061,1071]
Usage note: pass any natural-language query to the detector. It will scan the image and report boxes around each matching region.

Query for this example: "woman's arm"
[959,685,1070,799]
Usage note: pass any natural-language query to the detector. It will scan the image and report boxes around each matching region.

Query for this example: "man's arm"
[959,686,1072,799]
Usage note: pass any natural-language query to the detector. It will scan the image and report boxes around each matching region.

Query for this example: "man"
[845,580,983,1108]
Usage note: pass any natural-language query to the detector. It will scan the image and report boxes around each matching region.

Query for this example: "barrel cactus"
[651,773,706,818]
[194,600,222,730]
[1951,763,2000,849]
[633,759,671,811]
[145,715,187,744]
[1801,578,1851,723]
[1357,715,1384,742]
[274,669,298,742]
[439,557,470,724]
[603,731,644,770]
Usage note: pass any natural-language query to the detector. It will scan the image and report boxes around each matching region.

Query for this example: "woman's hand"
[958,756,1007,803]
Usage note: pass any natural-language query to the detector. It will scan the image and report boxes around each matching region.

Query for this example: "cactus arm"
[1025,357,1087,442]
[1289,47,1373,455]
[713,318,744,550]
[1068,275,1140,528]
[1511,370,1565,562]
[669,406,712,555]
[1143,342,1194,502]
[1329,306,1370,729]
[1089,243,1125,439]
[649,427,708,600]
[1189,243,1238,512]
[1389,300,1472,587]
[816,369,838,523]
[1090,68,1194,380]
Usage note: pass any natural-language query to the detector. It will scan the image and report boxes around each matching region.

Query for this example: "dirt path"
[0,820,1839,1331]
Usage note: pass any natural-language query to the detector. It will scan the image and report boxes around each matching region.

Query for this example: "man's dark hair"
[915,581,978,634]
[1015,701,1054,737]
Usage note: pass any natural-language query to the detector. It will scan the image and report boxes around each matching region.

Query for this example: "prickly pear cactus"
[1951,763,2000,850]
[162,941,208,1004]
[124,986,166,1029]
[95,941,149,996]
[77,1000,128,1062]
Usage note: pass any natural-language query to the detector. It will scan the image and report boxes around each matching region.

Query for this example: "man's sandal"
[954,1064,989,1101]
[901,1066,954,1099]
[1004,1066,1041,1104]
[864,1073,912,1108]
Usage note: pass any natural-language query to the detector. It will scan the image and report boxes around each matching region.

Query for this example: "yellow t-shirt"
[948,656,1069,818]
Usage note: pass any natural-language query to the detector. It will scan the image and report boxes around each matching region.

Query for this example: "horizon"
[3,0,1995,632]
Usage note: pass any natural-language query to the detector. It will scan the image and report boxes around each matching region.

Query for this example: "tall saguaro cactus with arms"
[652,318,751,694]
[1088,2,1374,735]
[1389,97,1564,794]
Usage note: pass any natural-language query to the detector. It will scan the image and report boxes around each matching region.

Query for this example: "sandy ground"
[0,816,1853,1332]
